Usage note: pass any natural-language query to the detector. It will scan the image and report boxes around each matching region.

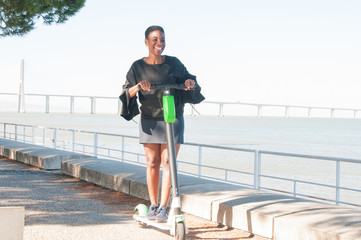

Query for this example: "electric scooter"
[133,83,190,240]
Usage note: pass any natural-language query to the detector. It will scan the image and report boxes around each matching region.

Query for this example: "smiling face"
[145,30,166,57]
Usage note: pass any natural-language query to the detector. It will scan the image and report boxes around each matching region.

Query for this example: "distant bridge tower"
[18,59,25,113]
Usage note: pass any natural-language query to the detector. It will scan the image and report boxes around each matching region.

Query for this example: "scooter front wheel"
[134,204,148,228]
[175,222,186,240]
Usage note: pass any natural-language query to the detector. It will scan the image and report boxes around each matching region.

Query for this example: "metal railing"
[1,122,361,208]
[0,93,121,114]
[1,92,361,118]
[205,100,361,118]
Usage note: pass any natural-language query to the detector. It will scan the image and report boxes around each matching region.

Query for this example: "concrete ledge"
[0,138,91,170]
[213,193,335,238]
[180,182,334,238]
[274,207,361,240]
[180,182,248,220]
[61,158,149,199]
[0,206,25,240]
[2,138,361,240]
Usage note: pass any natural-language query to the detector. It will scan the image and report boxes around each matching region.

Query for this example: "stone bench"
[0,138,91,170]
[0,206,25,240]
[61,157,361,240]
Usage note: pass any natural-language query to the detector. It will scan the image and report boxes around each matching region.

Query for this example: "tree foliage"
[0,0,85,37]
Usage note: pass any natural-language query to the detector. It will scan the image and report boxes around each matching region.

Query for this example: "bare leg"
[144,143,161,205]
[159,143,181,207]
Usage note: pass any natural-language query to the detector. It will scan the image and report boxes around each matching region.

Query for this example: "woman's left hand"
[184,79,195,90]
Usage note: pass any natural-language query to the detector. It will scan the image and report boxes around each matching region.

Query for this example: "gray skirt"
[139,116,184,144]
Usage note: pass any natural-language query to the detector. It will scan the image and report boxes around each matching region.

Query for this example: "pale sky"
[1,0,361,109]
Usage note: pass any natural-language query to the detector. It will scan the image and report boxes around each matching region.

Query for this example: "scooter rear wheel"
[175,222,186,240]
[136,220,147,228]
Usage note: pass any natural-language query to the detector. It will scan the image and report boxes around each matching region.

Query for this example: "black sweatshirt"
[122,56,196,120]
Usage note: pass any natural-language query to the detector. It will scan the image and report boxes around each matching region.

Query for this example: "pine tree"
[0,0,85,37]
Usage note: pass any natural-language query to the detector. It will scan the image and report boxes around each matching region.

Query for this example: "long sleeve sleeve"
[119,66,140,120]
[181,65,205,104]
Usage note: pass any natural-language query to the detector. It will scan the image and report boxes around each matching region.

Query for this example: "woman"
[120,25,203,222]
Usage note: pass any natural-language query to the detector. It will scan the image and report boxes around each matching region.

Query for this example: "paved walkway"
[0,157,266,240]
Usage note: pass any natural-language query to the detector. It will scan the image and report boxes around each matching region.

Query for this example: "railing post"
[32,126,35,144]
[285,106,289,118]
[308,107,312,118]
[23,127,25,142]
[336,160,340,205]
[219,104,224,117]
[42,128,45,146]
[198,146,202,177]
[331,109,335,118]
[45,95,50,113]
[257,106,262,118]
[121,136,125,161]
[53,128,57,148]
[254,150,261,189]
[70,96,75,114]
[18,59,25,113]
[354,110,357,119]
[3,123,6,138]
[72,130,75,152]
[15,125,18,141]
[91,97,96,114]
[293,181,297,197]
[94,133,98,157]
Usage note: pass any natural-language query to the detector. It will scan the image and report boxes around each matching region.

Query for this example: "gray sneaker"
[146,204,158,220]
[156,206,168,222]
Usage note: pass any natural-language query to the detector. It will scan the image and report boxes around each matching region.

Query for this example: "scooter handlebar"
[151,83,194,90]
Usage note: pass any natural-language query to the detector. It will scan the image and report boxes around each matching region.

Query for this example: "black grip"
[151,83,186,90]
[150,83,195,91]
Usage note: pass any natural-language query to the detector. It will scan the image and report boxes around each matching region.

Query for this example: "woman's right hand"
[138,80,151,91]
[128,80,151,98]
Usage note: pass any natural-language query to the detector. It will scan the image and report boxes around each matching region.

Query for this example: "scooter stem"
[166,121,182,215]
